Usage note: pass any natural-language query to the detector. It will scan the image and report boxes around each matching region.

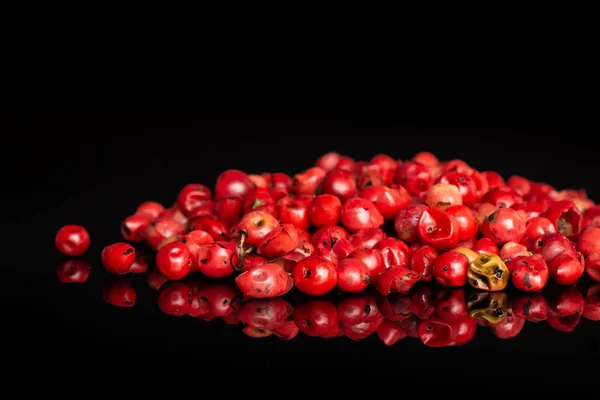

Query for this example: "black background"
[3,105,599,386]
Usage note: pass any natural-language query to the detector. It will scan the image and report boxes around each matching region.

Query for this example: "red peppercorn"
[511,254,549,292]
[243,187,277,217]
[377,320,408,345]
[482,187,523,209]
[548,252,585,285]
[145,216,186,250]
[215,196,244,225]
[445,205,478,242]
[481,208,527,246]
[292,255,337,296]
[418,316,457,347]
[312,225,349,251]
[433,250,469,287]
[155,241,191,280]
[376,267,420,296]
[157,281,192,316]
[413,151,439,167]
[499,241,529,262]
[417,208,459,251]
[215,169,255,200]
[583,206,600,229]
[577,227,600,256]
[197,241,238,279]
[490,312,525,339]
[292,167,327,195]
[273,321,300,340]
[195,283,238,319]
[586,253,600,282]
[188,216,228,241]
[409,245,438,282]
[394,204,428,244]
[375,237,410,270]
[350,228,386,250]
[340,197,384,232]
[331,238,355,260]
[359,186,411,220]
[425,183,463,209]
[507,175,531,197]
[238,298,294,331]
[435,288,468,322]
[344,314,384,341]
[176,183,212,216]
[481,171,505,189]
[160,206,188,226]
[435,172,477,207]
[235,263,294,298]
[542,200,582,239]
[55,225,91,256]
[129,251,150,274]
[257,224,300,258]
[294,300,340,338]
[249,174,269,188]
[472,203,497,228]
[524,216,557,247]
[546,287,584,332]
[102,277,136,308]
[318,169,357,202]
[308,194,342,228]
[316,152,341,171]
[121,214,153,242]
[337,294,380,326]
[135,201,165,219]
[234,210,280,247]
[473,238,500,255]
[513,292,548,322]
[241,253,270,271]
[348,248,385,281]
[336,258,370,292]
[182,230,213,272]
[101,242,136,274]
[409,287,436,319]
[395,161,433,196]
[56,259,91,283]
[277,197,310,231]
[531,233,577,263]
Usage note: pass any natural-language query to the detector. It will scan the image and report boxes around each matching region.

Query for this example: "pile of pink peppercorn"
[54,151,600,302]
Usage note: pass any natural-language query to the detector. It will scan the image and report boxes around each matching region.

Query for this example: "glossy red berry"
[235,263,294,298]
[473,238,500,256]
[55,225,91,256]
[548,252,585,285]
[350,228,386,250]
[318,169,357,202]
[155,241,191,280]
[121,214,153,242]
[176,183,212,216]
[197,241,237,278]
[499,241,529,262]
[182,230,213,272]
[482,187,523,209]
[135,201,165,219]
[340,197,384,232]
[481,208,527,246]
[157,281,192,316]
[277,197,310,231]
[348,248,385,281]
[409,245,438,282]
[215,169,255,200]
[417,208,459,251]
[312,225,349,251]
[101,242,136,274]
[481,171,505,189]
[292,167,327,195]
[294,300,340,338]
[395,161,433,196]
[413,151,439,167]
[542,200,582,239]
[231,211,278,247]
[586,253,600,282]
[531,233,577,263]
[336,258,370,292]
[243,187,277,217]
[583,206,600,229]
[507,175,531,197]
[375,267,420,296]
[577,227,600,257]
[433,250,469,287]
[102,277,136,308]
[524,217,556,246]
[129,251,150,274]
[359,186,411,220]
[257,224,300,258]
[435,172,477,207]
[56,259,91,283]
[446,205,478,242]
[472,203,497,228]
[316,152,341,171]
[292,255,337,295]
[394,204,428,244]
[188,216,228,241]
[145,216,186,250]
[308,194,342,228]
[425,183,463,209]
[159,207,188,226]
[511,254,549,292]
[215,196,243,224]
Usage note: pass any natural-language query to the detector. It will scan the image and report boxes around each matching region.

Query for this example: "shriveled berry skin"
[56,259,91,283]
[292,167,327,195]
[312,225,349,251]
[481,208,527,246]
[525,217,556,246]
[577,227,600,257]
[435,172,477,207]
[157,282,191,316]
[215,196,243,225]
[215,169,255,200]
[145,216,186,251]
[446,205,478,242]
[101,242,136,274]
[197,241,237,279]
[55,225,91,256]
[433,250,469,287]
[121,214,153,242]
[409,245,438,282]
[467,253,509,291]
[336,258,370,292]
[156,242,191,280]
[473,238,500,255]
[319,169,357,202]
[360,186,411,220]
[531,233,577,263]
[348,248,385,281]
[277,197,310,231]
[102,277,136,308]
[235,210,280,247]
[309,194,342,228]
[236,263,294,299]
[135,201,165,219]
[257,224,300,258]
[511,254,549,292]
[243,187,277,217]
[292,255,337,296]
[176,183,212,216]
[340,198,384,232]
[394,204,428,244]
[417,208,459,251]
[351,228,385,250]
[376,267,420,296]
[294,300,340,338]
[548,252,585,285]
[542,200,582,239]
[182,230,214,272]
[375,238,411,270]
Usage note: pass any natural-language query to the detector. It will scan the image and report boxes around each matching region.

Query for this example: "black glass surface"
[4,107,599,385]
